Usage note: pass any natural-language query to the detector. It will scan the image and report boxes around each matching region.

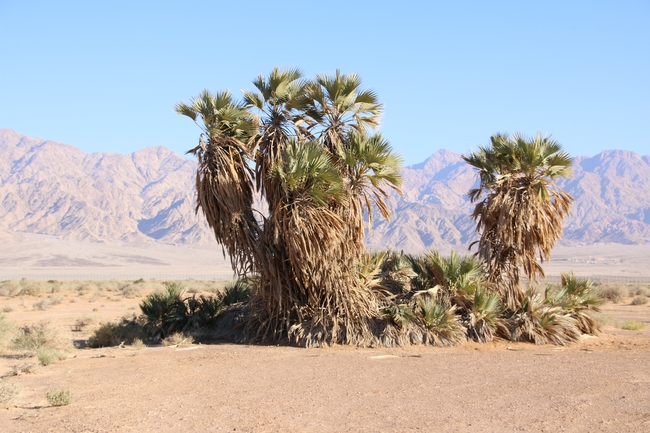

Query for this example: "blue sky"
[1,1,648,165]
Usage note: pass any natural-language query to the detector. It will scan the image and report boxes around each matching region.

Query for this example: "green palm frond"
[244,67,309,115]
[465,287,506,343]
[175,89,256,145]
[340,131,402,221]
[382,304,414,329]
[271,140,344,206]
[304,69,382,145]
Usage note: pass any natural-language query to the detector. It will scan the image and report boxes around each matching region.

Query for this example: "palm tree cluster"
[178,69,601,347]
[177,68,402,346]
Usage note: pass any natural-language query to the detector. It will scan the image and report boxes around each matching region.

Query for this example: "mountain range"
[2,129,649,253]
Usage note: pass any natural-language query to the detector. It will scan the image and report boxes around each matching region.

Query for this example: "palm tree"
[175,90,259,276]
[463,132,573,310]
[179,68,405,346]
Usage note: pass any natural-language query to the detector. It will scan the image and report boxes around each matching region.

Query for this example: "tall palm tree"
[463,132,573,310]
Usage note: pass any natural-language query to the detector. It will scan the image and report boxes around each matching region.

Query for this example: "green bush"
[46,389,72,406]
[382,304,414,328]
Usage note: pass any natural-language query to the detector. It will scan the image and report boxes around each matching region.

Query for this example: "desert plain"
[1,240,649,432]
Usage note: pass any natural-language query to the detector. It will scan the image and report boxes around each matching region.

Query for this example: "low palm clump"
[87,281,250,346]
[365,251,602,346]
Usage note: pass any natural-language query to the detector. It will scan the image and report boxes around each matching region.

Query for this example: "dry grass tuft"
[6,362,38,377]
[621,321,645,331]
[37,348,67,366]
[162,332,191,347]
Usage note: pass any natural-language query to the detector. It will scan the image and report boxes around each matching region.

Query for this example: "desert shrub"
[46,389,72,406]
[32,295,63,311]
[0,379,20,408]
[32,299,52,311]
[87,315,144,348]
[120,284,142,299]
[12,321,70,356]
[78,283,96,292]
[37,348,67,366]
[89,292,104,303]
[622,321,645,331]
[130,338,145,349]
[96,281,120,292]
[47,280,63,293]
[597,286,624,303]
[17,282,42,297]
[133,278,145,284]
[162,332,191,347]
[72,316,96,331]
[635,287,650,297]
[631,295,649,306]
[0,281,20,297]
[2,305,15,312]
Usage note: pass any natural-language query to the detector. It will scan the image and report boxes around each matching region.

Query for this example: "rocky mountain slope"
[2,129,649,252]
[0,129,212,245]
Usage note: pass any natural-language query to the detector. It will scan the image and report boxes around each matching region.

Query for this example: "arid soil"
[3,237,650,281]
[1,286,649,433]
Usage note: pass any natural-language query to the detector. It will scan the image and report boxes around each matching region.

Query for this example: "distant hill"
[2,129,649,252]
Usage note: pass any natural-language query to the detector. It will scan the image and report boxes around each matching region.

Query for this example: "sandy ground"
[2,234,650,280]
[1,288,650,433]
